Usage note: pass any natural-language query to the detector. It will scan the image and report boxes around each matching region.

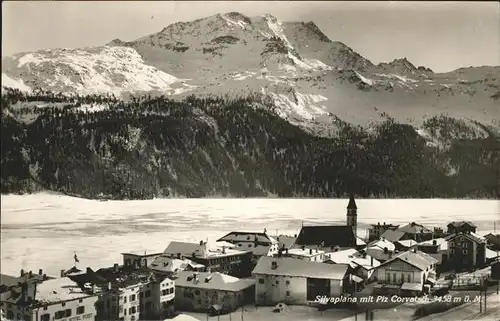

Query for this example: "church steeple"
[347,193,357,211]
[346,193,358,237]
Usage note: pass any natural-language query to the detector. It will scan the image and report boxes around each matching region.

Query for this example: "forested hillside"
[1,89,499,199]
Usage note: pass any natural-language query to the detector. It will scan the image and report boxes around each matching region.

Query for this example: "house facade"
[163,241,254,278]
[397,222,434,243]
[368,223,400,242]
[173,271,255,313]
[374,249,438,296]
[216,231,280,261]
[416,238,449,272]
[325,249,380,281]
[252,256,349,306]
[122,252,162,269]
[282,248,326,262]
[0,277,98,321]
[447,232,486,272]
[447,221,477,235]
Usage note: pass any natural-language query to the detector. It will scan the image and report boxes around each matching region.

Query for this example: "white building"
[325,249,381,280]
[149,255,205,276]
[69,265,175,320]
[252,256,349,306]
[374,249,439,296]
[282,247,325,262]
[0,277,98,321]
[173,271,255,313]
[217,231,280,260]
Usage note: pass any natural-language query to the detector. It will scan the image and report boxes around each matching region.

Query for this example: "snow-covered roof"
[172,314,201,321]
[396,240,418,248]
[380,250,439,271]
[418,238,448,250]
[217,231,278,245]
[150,256,204,273]
[486,248,500,260]
[287,248,324,258]
[356,237,366,246]
[368,239,396,252]
[325,249,380,270]
[253,256,349,280]
[173,271,255,292]
[36,277,94,304]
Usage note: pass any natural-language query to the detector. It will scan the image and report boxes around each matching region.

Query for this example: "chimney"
[60,269,65,277]
[370,256,374,266]
[432,240,437,246]
[20,269,25,277]
[113,263,119,272]
[38,269,43,276]
[222,246,226,254]
[301,245,305,251]
[28,271,33,278]
[200,240,204,245]
[383,247,388,254]
[309,249,313,255]
[285,248,288,255]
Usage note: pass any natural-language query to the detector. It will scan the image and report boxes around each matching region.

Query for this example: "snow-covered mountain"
[2,12,499,131]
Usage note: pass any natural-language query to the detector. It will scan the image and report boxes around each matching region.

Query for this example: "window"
[463,243,468,248]
[65,309,71,317]
[40,314,50,321]
[55,311,66,320]
[139,292,144,299]
[162,289,168,296]
[463,249,468,254]
[129,306,136,314]
[450,242,455,247]
[451,249,455,254]
[285,280,290,285]
[112,306,117,314]
[77,306,85,315]
[145,290,151,298]
[386,273,391,283]
[258,278,265,284]
[408,274,411,283]
[195,290,200,295]
[170,287,174,294]
[130,294,136,302]
[61,302,66,307]
[276,280,279,285]
[78,299,83,303]
[7,312,14,320]
[43,306,48,311]
[123,296,127,303]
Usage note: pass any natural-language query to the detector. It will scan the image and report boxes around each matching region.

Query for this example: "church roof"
[347,194,357,210]
[294,225,357,248]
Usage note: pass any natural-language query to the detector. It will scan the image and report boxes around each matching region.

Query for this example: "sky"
[2,1,499,73]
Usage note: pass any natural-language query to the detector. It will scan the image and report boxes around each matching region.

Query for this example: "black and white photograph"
[1,1,499,321]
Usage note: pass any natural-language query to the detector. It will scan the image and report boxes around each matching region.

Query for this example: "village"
[1,195,500,321]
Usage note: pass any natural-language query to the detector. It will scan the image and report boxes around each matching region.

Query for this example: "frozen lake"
[1,193,499,277]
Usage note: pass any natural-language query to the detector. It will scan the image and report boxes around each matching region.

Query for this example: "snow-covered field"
[1,193,498,277]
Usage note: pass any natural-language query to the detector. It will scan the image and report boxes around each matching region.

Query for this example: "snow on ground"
[270,91,329,120]
[1,194,498,277]
[184,304,353,321]
[13,46,182,96]
[1,73,32,92]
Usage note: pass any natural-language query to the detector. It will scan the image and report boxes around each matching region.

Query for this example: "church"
[292,194,364,251]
